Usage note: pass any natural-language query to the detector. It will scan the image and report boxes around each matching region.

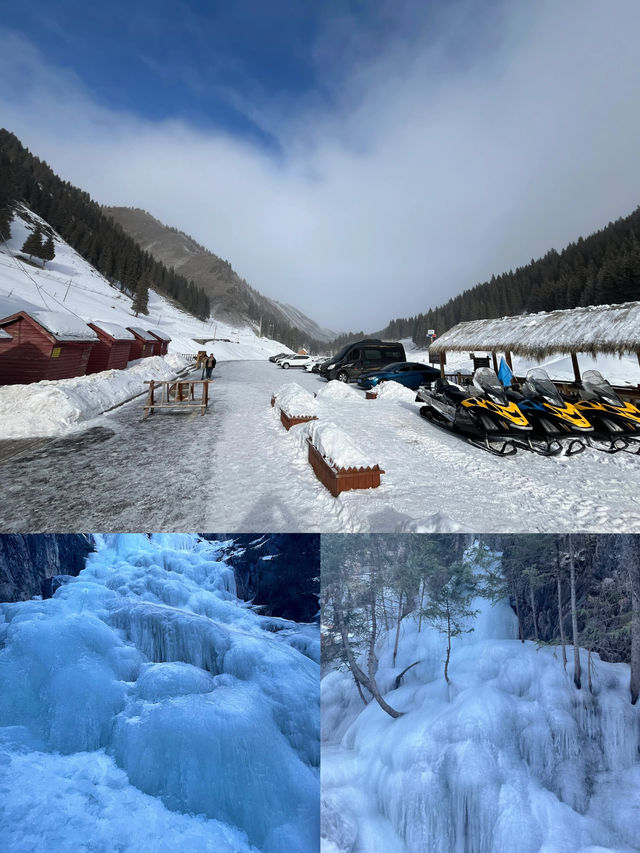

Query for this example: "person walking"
[205,352,216,380]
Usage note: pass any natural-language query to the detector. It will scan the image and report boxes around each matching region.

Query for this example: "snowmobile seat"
[435,378,468,405]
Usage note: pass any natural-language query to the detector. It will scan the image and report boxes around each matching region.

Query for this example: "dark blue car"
[356,361,440,391]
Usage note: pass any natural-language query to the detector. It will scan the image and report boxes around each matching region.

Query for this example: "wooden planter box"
[307,439,384,497]
[280,411,318,431]
[365,391,378,400]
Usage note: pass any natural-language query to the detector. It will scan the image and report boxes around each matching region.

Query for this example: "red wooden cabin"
[147,328,171,356]
[126,326,156,361]
[0,310,98,385]
[86,321,135,374]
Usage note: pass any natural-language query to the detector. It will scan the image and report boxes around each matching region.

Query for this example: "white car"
[279,354,316,369]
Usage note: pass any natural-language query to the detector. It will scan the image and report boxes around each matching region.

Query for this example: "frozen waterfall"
[0,533,319,852]
[321,593,640,853]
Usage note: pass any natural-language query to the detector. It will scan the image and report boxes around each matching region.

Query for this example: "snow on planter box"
[273,382,319,430]
[304,420,384,497]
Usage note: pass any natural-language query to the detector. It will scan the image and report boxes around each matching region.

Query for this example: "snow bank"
[374,381,419,403]
[274,382,318,418]
[315,381,363,402]
[0,354,190,438]
[305,421,377,471]
[0,534,319,852]
[322,591,640,853]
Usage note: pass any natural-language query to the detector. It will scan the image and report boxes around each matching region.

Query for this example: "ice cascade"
[0,533,319,853]
[322,594,640,853]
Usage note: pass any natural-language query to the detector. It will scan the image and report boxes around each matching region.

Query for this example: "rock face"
[0,535,94,602]
[105,207,334,341]
[204,534,320,623]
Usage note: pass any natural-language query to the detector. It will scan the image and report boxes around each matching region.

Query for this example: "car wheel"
[282,362,290,369]
[336,370,348,382]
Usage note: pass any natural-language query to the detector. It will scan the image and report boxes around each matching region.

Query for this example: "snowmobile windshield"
[582,370,623,406]
[525,369,564,406]
[472,368,507,404]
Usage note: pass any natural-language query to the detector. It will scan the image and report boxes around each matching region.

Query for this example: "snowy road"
[2,360,640,532]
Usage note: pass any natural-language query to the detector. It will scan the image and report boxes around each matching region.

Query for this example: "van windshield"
[329,344,352,363]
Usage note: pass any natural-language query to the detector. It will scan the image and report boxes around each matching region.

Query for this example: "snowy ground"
[0,534,320,853]
[321,596,640,853]
[1,360,639,533]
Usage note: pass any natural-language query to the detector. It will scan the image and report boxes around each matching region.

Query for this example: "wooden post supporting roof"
[491,352,498,373]
[439,350,446,378]
[571,352,581,383]
[504,351,513,370]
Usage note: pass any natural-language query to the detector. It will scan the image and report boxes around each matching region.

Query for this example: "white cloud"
[1,0,640,332]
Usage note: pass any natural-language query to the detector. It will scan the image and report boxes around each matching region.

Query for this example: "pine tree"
[421,549,479,685]
[21,224,44,259]
[41,233,55,265]
[132,271,150,316]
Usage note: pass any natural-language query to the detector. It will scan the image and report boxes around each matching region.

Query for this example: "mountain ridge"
[105,206,335,344]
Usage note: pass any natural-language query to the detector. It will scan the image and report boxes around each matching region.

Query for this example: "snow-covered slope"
[0,534,319,852]
[0,205,294,361]
[322,593,640,852]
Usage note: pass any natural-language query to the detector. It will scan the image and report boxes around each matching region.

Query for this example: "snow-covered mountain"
[0,204,294,361]
[105,207,336,343]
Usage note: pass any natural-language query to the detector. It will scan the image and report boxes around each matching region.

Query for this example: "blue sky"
[3,0,472,147]
[1,1,640,331]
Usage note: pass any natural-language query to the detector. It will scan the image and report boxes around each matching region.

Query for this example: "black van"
[319,339,406,382]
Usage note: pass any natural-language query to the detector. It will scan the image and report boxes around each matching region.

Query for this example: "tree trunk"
[631,581,640,705]
[381,587,389,631]
[392,592,403,667]
[557,574,567,669]
[625,535,640,704]
[334,600,403,719]
[444,604,452,684]
[394,660,421,689]
[418,580,424,633]
[569,535,581,689]
[511,578,524,642]
[587,648,593,693]
[530,581,539,642]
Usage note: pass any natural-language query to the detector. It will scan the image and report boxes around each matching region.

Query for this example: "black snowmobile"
[417,367,533,456]
[505,368,592,456]
[570,370,640,454]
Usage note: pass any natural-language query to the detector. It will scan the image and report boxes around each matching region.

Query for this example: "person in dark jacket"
[205,353,216,379]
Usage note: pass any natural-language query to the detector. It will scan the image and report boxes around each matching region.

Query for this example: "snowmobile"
[570,370,640,454]
[417,367,533,456]
[505,368,592,456]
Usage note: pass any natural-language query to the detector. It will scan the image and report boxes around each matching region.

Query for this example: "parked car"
[269,352,289,362]
[356,361,440,391]
[311,358,330,374]
[319,339,406,382]
[279,354,316,369]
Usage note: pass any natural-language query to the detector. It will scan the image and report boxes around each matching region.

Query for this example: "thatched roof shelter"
[429,302,640,382]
